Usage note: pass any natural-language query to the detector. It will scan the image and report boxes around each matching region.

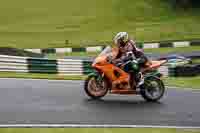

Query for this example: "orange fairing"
[92,46,129,83]
[94,63,129,82]
[92,55,108,66]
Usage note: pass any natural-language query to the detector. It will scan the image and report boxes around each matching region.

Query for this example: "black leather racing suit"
[113,39,148,83]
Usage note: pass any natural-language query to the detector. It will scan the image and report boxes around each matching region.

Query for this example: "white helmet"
[113,32,129,45]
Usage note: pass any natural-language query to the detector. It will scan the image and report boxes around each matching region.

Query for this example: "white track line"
[0,124,199,128]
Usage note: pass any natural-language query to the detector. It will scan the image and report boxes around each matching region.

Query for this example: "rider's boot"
[136,72,144,88]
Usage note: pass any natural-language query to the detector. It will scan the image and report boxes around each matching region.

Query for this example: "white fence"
[0,55,169,76]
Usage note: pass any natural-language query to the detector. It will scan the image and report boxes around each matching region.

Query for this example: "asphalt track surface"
[0,78,200,127]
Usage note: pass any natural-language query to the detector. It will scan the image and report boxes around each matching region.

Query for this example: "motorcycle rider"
[111,32,149,89]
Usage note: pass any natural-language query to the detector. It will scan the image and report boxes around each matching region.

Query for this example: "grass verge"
[0,128,199,133]
[1,0,200,48]
[144,46,200,54]
[45,46,200,59]
[163,76,200,89]
[0,72,199,89]
[192,59,200,64]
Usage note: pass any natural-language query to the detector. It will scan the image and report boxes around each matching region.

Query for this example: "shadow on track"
[82,98,165,110]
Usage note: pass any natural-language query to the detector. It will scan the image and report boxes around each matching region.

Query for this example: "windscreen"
[97,46,112,57]
[93,46,113,64]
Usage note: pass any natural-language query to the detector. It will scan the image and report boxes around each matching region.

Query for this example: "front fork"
[89,71,109,90]
[137,70,163,91]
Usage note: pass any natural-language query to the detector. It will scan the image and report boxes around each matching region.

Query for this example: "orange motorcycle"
[84,46,167,102]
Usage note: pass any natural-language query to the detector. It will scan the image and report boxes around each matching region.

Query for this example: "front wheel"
[140,77,165,102]
[84,74,108,100]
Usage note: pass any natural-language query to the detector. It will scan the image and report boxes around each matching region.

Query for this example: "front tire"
[140,77,165,102]
[84,75,108,100]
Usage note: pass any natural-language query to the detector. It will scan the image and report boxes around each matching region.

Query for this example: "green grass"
[164,76,200,89]
[1,0,200,48]
[45,52,100,59]
[0,72,199,89]
[65,52,100,57]
[0,128,199,133]
[192,59,200,64]
[144,46,200,54]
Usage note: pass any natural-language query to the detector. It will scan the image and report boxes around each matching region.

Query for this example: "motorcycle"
[84,46,167,102]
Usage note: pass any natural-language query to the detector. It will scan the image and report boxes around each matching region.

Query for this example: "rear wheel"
[84,75,108,99]
[140,77,165,102]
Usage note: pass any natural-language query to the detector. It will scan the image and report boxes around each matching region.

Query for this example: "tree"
[175,0,190,8]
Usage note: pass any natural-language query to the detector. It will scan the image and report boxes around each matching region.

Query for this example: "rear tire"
[140,77,165,102]
[84,75,108,100]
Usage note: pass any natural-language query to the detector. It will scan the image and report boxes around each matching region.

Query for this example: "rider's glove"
[137,55,148,64]
[107,55,113,63]
[123,55,134,63]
